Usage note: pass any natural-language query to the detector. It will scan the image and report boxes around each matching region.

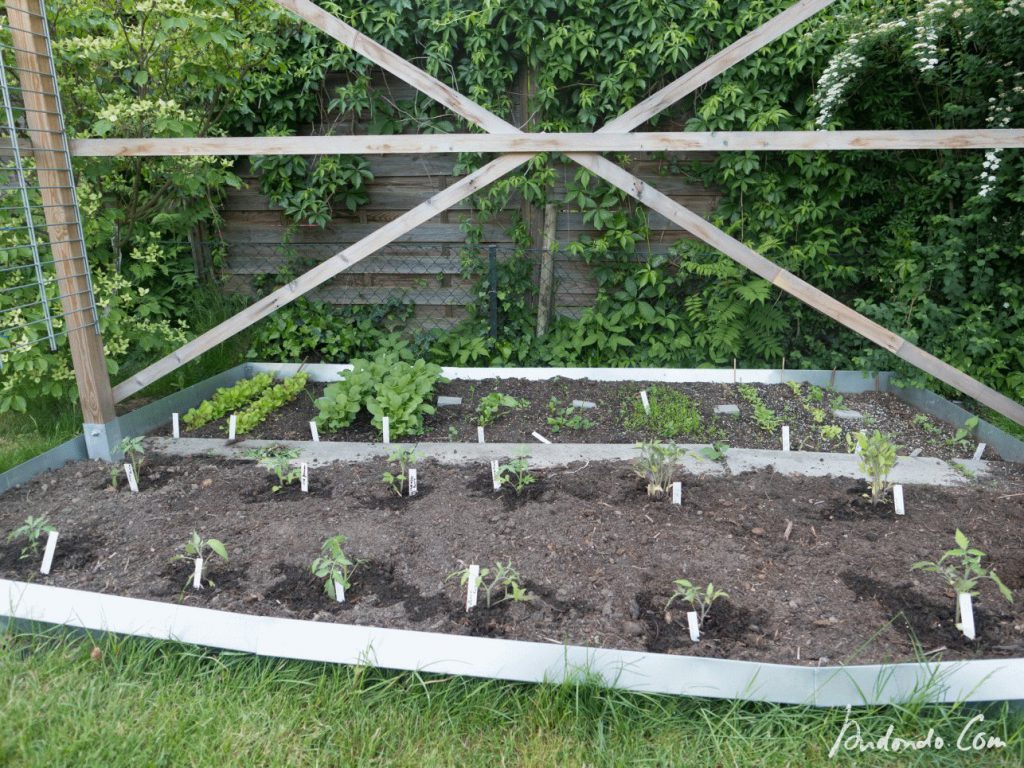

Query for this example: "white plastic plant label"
[192,557,204,590]
[40,530,59,575]
[532,431,551,444]
[309,421,320,442]
[640,390,651,415]
[124,463,139,493]
[478,426,485,444]
[466,564,480,611]
[382,417,390,444]
[973,443,986,461]
[172,413,180,439]
[671,482,682,505]
[781,425,790,452]
[959,592,976,640]
[408,467,418,496]
[893,484,905,516]
[687,611,700,642]
[334,578,346,603]
[228,414,237,441]
[300,463,309,493]
[490,460,501,491]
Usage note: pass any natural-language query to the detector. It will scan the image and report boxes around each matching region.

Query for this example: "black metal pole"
[488,245,498,338]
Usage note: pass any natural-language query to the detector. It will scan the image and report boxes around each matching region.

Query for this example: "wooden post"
[516,65,545,254]
[6,0,119,457]
[535,203,557,336]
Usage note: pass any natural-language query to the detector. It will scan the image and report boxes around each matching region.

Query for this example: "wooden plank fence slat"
[72,129,1024,157]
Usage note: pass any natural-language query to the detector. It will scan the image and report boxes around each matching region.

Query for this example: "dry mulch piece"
[170,378,995,462]
[2,454,1023,666]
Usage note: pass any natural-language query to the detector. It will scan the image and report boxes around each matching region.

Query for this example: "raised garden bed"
[4,365,1023,705]
[164,374,995,463]
[3,451,1022,666]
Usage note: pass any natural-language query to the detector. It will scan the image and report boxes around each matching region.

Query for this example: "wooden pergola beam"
[70,130,1024,157]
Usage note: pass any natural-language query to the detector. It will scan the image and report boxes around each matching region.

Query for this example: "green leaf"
[207,539,228,562]
[954,529,969,550]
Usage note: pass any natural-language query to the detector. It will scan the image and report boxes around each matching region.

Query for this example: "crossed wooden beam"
[90,0,1024,427]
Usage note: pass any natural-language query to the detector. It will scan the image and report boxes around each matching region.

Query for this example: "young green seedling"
[118,436,145,490]
[633,441,685,498]
[666,579,729,641]
[546,397,594,434]
[820,424,842,442]
[697,442,729,462]
[448,561,534,609]
[118,436,145,478]
[912,529,1013,637]
[172,531,228,589]
[255,447,302,492]
[497,449,536,494]
[946,416,980,451]
[476,393,530,427]
[311,535,360,602]
[382,448,422,497]
[846,430,898,503]
[6,515,55,560]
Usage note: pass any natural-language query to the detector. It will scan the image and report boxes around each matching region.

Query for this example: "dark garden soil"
[169,378,995,462]
[2,454,1023,666]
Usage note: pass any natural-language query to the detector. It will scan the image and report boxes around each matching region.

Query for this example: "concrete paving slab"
[149,439,980,487]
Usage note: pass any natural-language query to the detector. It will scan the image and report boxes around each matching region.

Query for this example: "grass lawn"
[0,630,1021,767]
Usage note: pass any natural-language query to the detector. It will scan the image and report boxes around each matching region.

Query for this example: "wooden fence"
[217,71,720,326]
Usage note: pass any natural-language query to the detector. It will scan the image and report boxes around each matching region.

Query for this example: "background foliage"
[1,0,1021,417]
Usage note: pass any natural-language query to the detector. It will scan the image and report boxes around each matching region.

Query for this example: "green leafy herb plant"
[182,373,274,430]
[476,393,529,427]
[623,385,702,438]
[233,373,309,435]
[846,430,897,503]
[737,384,781,434]
[546,397,594,433]
[633,441,685,498]
[119,436,145,480]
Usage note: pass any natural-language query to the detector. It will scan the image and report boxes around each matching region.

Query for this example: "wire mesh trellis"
[0,3,98,369]
[214,240,608,336]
